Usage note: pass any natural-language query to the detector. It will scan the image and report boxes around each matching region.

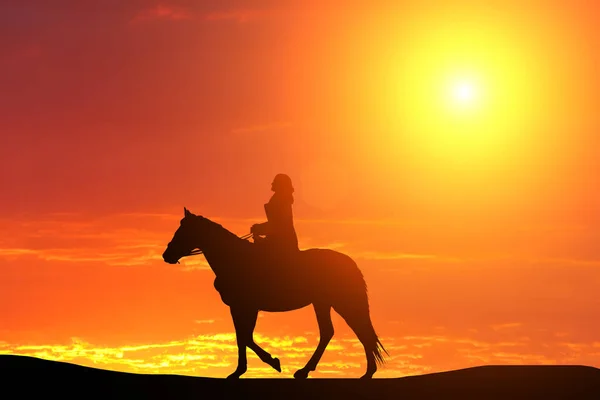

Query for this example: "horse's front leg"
[227,306,252,379]
[227,307,281,379]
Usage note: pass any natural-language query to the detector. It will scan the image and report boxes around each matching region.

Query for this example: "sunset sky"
[1,0,599,378]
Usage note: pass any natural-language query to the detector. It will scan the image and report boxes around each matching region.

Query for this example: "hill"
[1,355,599,399]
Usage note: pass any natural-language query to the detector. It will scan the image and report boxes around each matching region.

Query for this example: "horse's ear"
[184,207,191,217]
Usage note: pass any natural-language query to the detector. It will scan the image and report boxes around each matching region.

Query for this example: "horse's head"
[162,207,206,264]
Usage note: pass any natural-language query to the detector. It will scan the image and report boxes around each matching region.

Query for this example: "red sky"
[1,0,599,377]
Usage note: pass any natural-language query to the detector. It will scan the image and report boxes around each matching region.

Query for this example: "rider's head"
[271,173,294,194]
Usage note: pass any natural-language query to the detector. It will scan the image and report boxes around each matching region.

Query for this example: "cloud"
[179,257,211,271]
[533,258,600,268]
[0,213,183,267]
[129,4,274,25]
[204,9,272,23]
[0,245,164,266]
[0,331,430,378]
[3,212,600,273]
[0,212,447,269]
[492,322,523,331]
[0,333,365,377]
[351,252,441,261]
[3,328,599,378]
[0,248,38,256]
[194,319,216,324]
[131,5,192,23]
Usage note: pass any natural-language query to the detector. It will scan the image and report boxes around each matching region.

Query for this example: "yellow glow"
[362,7,554,171]
[451,80,477,104]
[331,3,575,213]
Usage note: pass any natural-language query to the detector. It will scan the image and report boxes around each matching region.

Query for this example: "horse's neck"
[198,219,245,275]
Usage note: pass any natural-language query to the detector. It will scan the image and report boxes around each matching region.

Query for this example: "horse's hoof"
[359,373,374,380]
[227,370,246,379]
[272,357,282,372]
[293,368,310,379]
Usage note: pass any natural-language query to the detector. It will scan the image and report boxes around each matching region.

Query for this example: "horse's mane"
[198,215,251,248]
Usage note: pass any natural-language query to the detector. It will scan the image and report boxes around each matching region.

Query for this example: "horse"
[162,207,388,379]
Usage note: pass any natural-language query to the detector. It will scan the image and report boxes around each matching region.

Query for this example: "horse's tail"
[373,334,388,366]
[331,256,389,367]
[354,292,389,366]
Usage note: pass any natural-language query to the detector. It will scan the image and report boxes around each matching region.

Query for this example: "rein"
[177,232,253,262]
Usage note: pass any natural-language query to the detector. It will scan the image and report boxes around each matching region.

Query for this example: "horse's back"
[299,247,356,268]
[252,246,365,293]
[297,248,366,291]
[299,247,358,266]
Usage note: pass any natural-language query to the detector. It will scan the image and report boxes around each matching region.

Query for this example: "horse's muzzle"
[162,251,179,264]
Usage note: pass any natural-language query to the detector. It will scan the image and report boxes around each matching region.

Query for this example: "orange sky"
[1,0,599,378]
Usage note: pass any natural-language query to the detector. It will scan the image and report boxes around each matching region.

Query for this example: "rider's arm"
[251,222,269,236]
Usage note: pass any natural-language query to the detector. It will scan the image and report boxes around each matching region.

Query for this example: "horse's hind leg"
[294,304,333,379]
[333,301,382,379]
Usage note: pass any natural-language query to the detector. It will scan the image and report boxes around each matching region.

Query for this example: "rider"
[251,173,300,254]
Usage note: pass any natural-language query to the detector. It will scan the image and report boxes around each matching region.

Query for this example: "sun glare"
[452,81,477,103]
[446,78,482,113]
[365,6,552,173]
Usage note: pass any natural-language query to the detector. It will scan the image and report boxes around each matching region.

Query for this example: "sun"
[450,80,479,106]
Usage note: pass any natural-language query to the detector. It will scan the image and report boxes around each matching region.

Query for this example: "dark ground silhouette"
[2,355,599,399]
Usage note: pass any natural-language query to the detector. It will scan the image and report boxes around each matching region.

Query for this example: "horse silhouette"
[162,207,388,379]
